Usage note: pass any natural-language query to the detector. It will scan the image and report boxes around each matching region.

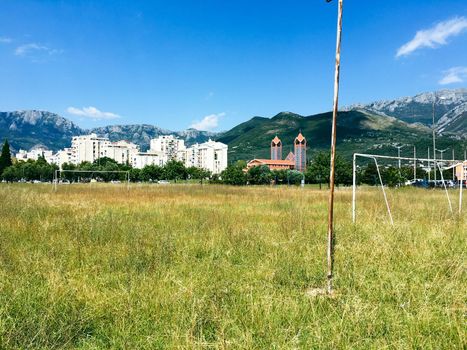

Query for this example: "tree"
[383,166,404,187]
[272,169,288,185]
[400,166,427,181]
[163,160,187,181]
[141,165,164,182]
[2,166,19,182]
[129,168,142,182]
[247,165,272,185]
[0,139,13,175]
[306,151,352,188]
[186,166,211,181]
[61,162,77,181]
[335,156,352,185]
[287,170,304,185]
[361,162,380,185]
[93,157,118,167]
[306,152,329,188]
[221,164,247,185]
[1,158,57,182]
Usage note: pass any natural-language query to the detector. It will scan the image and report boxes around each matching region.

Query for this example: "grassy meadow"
[0,183,465,349]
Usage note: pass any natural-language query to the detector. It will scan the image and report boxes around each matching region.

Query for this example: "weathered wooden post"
[326,0,343,294]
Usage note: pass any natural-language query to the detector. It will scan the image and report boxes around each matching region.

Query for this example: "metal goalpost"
[53,169,130,192]
[352,153,464,225]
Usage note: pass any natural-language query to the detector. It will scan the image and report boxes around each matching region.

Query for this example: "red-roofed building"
[246,158,295,171]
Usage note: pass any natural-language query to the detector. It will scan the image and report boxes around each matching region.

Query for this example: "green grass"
[0,184,465,349]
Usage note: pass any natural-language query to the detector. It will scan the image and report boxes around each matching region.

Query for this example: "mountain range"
[1,89,466,162]
[344,89,467,135]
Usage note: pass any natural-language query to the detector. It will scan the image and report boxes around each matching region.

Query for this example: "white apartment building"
[16,147,73,169]
[131,151,166,169]
[71,133,111,164]
[14,134,228,173]
[102,140,139,165]
[150,135,186,160]
[51,148,73,169]
[181,139,228,174]
[15,148,54,163]
[70,134,140,166]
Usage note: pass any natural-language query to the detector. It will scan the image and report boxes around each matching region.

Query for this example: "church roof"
[271,136,281,144]
[285,152,295,161]
[295,132,306,142]
[248,159,294,166]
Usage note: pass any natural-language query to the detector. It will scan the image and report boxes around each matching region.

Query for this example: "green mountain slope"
[217,111,466,162]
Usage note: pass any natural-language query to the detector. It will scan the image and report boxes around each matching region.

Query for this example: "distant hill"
[344,89,467,135]
[0,110,218,152]
[0,110,83,152]
[90,125,218,151]
[217,110,466,162]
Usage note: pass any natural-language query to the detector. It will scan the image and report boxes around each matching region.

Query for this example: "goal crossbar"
[353,152,463,164]
[53,169,130,191]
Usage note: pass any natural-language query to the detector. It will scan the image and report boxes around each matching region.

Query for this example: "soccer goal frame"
[352,153,464,225]
[53,169,130,191]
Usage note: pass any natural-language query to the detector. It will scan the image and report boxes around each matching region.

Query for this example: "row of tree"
[220,153,353,186]
[61,157,212,182]
[0,138,451,187]
[1,155,212,183]
[2,156,58,182]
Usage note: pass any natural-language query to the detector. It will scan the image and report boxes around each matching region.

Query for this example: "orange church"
[246,132,307,172]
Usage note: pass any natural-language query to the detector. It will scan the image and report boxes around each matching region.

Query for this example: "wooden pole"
[327,0,343,294]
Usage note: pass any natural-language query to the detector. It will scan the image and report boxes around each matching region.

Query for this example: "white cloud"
[66,106,121,120]
[396,17,467,57]
[0,37,12,43]
[15,43,62,56]
[439,66,467,85]
[190,112,225,131]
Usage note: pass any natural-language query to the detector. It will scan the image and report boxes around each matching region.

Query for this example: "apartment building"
[15,133,228,173]
[150,135,186,160]
[16,148,53,162]
[70,133,111,164]
[102,140,139,165]
[181,139,228,174]
[131,151,165,169]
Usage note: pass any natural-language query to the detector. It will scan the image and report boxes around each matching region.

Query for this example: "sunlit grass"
[0,183,465,349]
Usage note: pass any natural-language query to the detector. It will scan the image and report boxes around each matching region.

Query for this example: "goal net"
[352,153,465,225]
[53,170,130,191]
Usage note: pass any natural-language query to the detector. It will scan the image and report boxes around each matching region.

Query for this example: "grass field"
[0,183,465,349]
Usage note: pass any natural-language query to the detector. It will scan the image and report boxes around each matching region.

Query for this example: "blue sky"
[0,0,466,131]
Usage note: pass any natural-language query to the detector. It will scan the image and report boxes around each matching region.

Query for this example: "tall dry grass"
[0,183,465,349]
